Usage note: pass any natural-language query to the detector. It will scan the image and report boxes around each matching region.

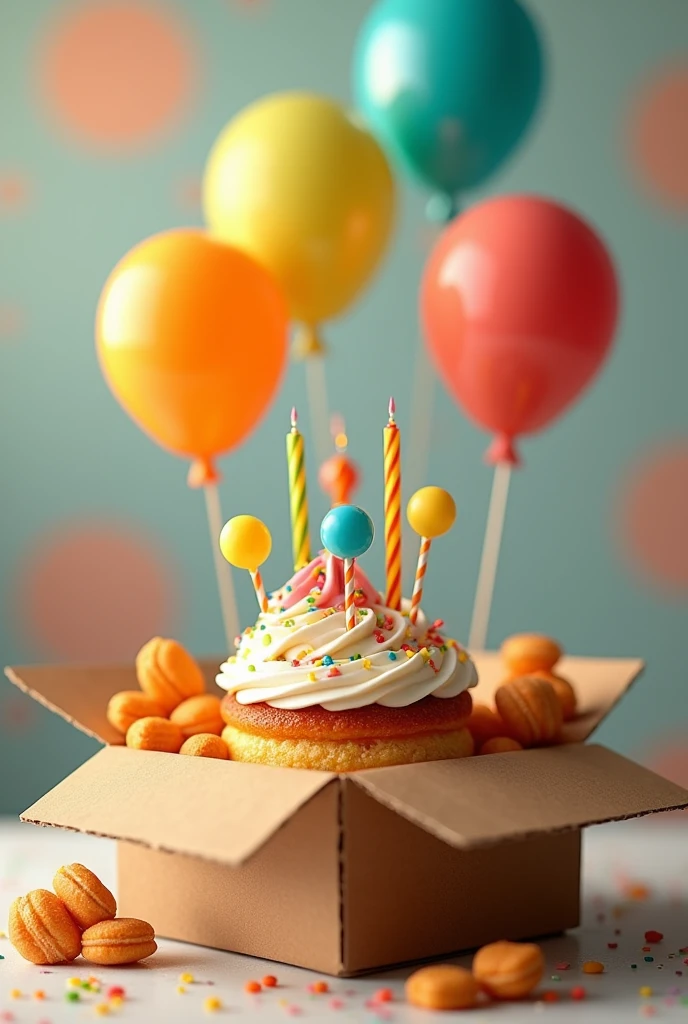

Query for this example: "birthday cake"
[217,545,478,771]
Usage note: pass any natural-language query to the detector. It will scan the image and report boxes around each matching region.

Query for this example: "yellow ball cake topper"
[406,486,457,539]
[219,515,272,614]
[406,487,456,626]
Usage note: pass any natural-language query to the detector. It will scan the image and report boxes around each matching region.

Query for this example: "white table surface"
[1,817,687,1021]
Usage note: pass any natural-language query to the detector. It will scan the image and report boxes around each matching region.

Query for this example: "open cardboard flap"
[6,654,642,748]
[5,661,224,747]
[20,746,335,866]
[471,653,645,743]
[352,744,688,849]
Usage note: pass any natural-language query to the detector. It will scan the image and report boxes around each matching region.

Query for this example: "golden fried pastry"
[406,964,478,1010]
[125,716,184,753]
[135,637,205,714]
[479,736,523,755]
[220,691,474,771]
[170,694,224,738]
[106,691,166,736]
[495,677,563,747]
[501,634,562,677]
[180,733,230,759]
[53,863,116,930]
[467,703,511,745]
[473,940,544,999]
[531,669,577,721]
[81,918,157,965]
[9,889,82,965]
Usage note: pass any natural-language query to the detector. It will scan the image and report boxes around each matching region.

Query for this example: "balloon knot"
[187,457,221,488]
[485,434,521,468]
[292,323,325,360]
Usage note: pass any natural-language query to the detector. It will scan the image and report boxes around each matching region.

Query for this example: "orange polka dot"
[0,305,25,339]
[38,2,197,151]
[0,174,30,211]
[17,522,179,660]
[616,440,688,593]
[628,62,688,210]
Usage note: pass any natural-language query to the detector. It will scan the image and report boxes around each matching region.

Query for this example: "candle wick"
[388,396,396,424]
[291,406,298,431]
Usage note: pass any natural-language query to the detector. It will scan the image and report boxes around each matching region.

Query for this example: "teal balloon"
[320,505,374,560]
[353,0,544,213]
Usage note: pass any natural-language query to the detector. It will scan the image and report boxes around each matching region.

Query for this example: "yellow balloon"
[407,487,456,539]
[219,515,272,571]
[203,92,395,355]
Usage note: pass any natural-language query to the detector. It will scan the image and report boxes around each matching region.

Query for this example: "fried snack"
[81,918,157,965]
[473,940,545,999]
[53,864,116,929]
[501,634,562,677]
[106,691,166,736]
[135,637,205,714]
[125,716,184,753]
[9,889,82,965]
[479,736,523,755]
[495,677,563,747]
[406,965,478,1010]
[220,690,474,771]
[170,694,224,738]
[467,703,510,745]
[531,669,577,721]
[180,733,230,759]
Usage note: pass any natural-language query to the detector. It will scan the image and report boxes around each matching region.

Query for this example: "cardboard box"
[7,654,688,976]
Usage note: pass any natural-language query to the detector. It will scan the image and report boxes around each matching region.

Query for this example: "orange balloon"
[96,230,288,486]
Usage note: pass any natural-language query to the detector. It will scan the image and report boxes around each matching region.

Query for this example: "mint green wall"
[1,0,686,813]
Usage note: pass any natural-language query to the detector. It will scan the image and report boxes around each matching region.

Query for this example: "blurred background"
[1,0,686,814]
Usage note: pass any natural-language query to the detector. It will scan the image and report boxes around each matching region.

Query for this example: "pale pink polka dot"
[17,522,179,661]
[616,440,688,594]
[0,173,30,211]
[0,305,25,339]
[628,61,688,209]
[38,2,197,151]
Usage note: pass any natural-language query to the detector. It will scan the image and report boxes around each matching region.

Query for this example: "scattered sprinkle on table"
[106,986,124,1000]
[555,961,570,971]
[109,996,123,1009]
[645,930,663,943]
[9,991,21,1000]
[95,1004,110,1017]
[204,995,222,1012]
[33,990,46,1000]
[177,985,187,994]
[308,980,329,994]
[542,991,559,1003]
[373,987,393,1002]
[66,990,80,1002]
[583,961,605,974]
[245,980,261,993]
[639,986,653,997]
[570,986,587,1000]
[179,972,194,984]
[262,975,278,988]
[644,956,654,962]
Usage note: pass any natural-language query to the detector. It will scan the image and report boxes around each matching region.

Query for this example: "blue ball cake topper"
[320,505,374,560]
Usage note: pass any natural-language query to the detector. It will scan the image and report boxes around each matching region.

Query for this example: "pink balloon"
[420,195,619,464]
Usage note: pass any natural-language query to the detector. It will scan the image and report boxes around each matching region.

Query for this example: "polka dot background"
[1,0,688,813]
[616,440,688,595]
[628,61,688,210]
[16,522,179,661]
[37,1,197,151]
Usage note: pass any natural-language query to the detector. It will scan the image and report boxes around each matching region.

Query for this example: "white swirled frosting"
[216,551,478,711]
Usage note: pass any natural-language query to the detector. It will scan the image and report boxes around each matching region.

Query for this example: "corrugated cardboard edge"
[20,747,340,867]
[4,665,112,746]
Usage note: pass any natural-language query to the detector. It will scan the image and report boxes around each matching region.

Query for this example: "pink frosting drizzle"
[271,551,381,610]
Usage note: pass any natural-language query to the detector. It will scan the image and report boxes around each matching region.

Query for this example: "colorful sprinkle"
[262,976,278,988]
[9,991,21,1001]
[95,1006,110,1018]
[322,655,333,666]
[639,986,654,997]
[582,961,605,974]
[308,672,316,682]
[631,964,638,969]
[644,956,654,962]
[204,996,222,1012]
[327,667,341,677]
[555,962,570,971]
[107,986,125,1000]
[388,652,397,660]
[263,634,272,646]
[179,973,194,984]
[248,664,256,672]
[66,991,80,1002]
[542,991,560,1003]
[33,991,46,1001]
[245,981,261,993]
[310,981,329,994]
[177,986,187,994]
[109,996,123,1009]
[645,931,663,943]
[608,942,618,949]
[373,988,393,1002]
[550,974,561,982]
[570,986,587,1000]
[363,659,372,669]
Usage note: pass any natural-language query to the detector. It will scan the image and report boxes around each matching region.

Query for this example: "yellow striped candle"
[383,397,402,610]
[286,407,311,571]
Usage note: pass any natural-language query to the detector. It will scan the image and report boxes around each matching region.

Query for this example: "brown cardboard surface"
[341,782,581,974]
[118,783,344,974]
[471,653,644,742]
[352,744,688,850]
[21,746,335,865]
[5,660,223,747]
